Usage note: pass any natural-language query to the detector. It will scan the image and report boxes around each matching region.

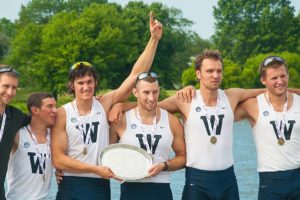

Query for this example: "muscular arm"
[109,113,127,144]
[148,113,186,176]
[288,88,300,95]
[51,108,118,179]
[225,88,265,111]
[158,95,189,122]
[234,98,258,127]
[100,12,162,113]
[108,102,136,124]
[166,113,186,171]
[108,95,190,124]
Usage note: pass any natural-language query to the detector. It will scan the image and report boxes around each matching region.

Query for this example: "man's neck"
[28,119,48,143]
[0,103,6,116]
[267,91,289,111]
[136,105,159,125]
[75,98,93,115]
[199,87,219,106]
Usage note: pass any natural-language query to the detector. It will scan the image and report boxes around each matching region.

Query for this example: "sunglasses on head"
[70,62,92,70]
[136,72,158,83]
[262,56,285,68]
[0,66,19,76]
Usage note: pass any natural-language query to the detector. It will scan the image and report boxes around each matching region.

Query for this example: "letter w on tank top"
[270,120,295,140]
[28,152,47,174]
[200,115,224,136]
[75,121,100,143]
[136,134,162,154]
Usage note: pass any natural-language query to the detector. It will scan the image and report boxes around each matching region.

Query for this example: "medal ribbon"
[72,98,98,153]
[198,90,220,138]
[265,92,288,141]
[136,107,157,155]
[26,125,50,180]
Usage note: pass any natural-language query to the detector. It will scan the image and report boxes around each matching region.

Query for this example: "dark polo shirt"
[0,105,29,200]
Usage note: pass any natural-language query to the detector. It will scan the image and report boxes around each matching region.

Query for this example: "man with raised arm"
[235,56,300,200]
[110,72,186,200]
[51,12,162,200]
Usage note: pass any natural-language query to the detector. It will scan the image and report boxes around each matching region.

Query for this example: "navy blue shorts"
[121,182,173,200]
[56,176,110,200]
[258,168,300,200]
[182,166,239,200]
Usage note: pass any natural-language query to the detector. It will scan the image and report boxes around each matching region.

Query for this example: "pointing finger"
[150,11,154,26]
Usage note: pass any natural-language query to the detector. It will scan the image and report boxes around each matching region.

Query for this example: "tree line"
[0,0,299,98]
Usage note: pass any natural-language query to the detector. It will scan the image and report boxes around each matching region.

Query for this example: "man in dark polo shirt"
[0,65,29,200]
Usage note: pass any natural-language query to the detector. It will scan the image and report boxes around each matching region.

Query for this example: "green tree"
[6,1,208,96]
[0,18,15,61]
[122,2,208,89]
[213,0,299,63]
[27,3,136,97]
[6,23,44,90]
[181,57,198,87]
[240,52,300,88]
[17,0,107,25]
[222,59,241,88]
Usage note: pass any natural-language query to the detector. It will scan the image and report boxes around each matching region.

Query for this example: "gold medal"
[210,136,217,144]
[83,147,88,155]
[278,138,285,145]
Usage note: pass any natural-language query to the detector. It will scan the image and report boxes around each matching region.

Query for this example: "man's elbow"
[52,154,65,169]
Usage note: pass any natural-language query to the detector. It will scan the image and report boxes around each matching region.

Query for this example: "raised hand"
[149,11,163,40]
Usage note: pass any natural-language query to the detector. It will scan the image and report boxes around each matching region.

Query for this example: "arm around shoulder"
[104,12,163,107]
[159,95,183,115]
[234,98,258,126]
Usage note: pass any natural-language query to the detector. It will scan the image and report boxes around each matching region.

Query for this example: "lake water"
[9,121,259,200]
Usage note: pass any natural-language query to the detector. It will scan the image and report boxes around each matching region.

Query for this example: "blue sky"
[0,0,299,39]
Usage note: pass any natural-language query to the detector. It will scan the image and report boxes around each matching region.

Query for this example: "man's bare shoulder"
[238,97,259,114]
[52,106,66,130]
[97,91,116,114]
[56,106,66,116]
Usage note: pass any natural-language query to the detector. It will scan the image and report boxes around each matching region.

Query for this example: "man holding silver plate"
[51,12,163,200]
[109,72,186,200]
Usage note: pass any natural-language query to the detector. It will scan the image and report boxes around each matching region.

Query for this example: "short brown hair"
[27,92,54,114]
[195,49,223,70]
[259,56,288,77]
[68,62,99,94]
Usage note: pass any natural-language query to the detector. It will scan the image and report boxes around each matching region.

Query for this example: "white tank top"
[253,93,300,172]
[6,127,52,200]
[184,89,234,170]
[63,99,109,178]
[119,108,173,183]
